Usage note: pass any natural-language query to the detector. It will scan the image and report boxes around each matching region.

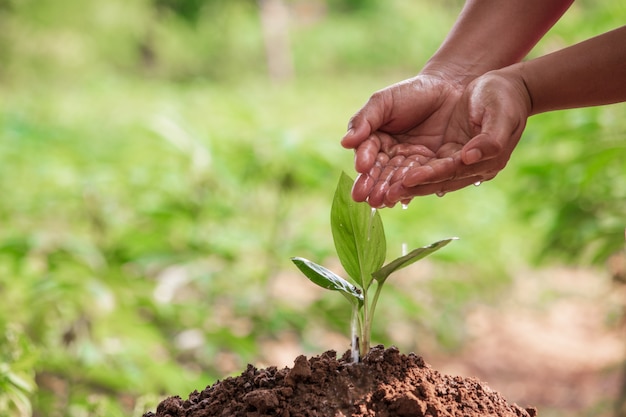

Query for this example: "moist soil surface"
[143,345,537,417]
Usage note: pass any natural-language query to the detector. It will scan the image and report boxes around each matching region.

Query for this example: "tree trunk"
[258,0,294,83]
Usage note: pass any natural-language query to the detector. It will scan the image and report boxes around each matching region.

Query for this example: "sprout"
[291,172,457,360]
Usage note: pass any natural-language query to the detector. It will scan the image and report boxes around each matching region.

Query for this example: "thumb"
[461,106,521,165]
[461,132,497,165]
[341,93,388,149]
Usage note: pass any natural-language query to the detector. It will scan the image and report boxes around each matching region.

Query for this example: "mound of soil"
[144,345,536,417]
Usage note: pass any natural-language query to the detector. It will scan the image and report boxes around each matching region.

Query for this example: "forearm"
[423,0,573,82]
[518,25,626,115]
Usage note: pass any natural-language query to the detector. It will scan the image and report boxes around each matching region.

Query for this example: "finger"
[351,173,375,202]
[367,183,389,208]
[385,181,407,207]
[367,156,404,208]
[354,135,381,173]
[401,154,459,187]
[462,99,524,165]
[341,92,388,149]
[393,143,436,158]
[352,153,387,202]
[341,122,370,149]
[461,132,502,165]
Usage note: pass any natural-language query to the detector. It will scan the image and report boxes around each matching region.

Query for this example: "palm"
[395,72,531,203]
[349,75,463,207]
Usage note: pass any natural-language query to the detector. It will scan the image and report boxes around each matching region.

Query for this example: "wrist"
[486,64,534,115]
[420,58,484,88]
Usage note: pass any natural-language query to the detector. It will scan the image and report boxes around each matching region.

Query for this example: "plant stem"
[350,303,361,363]
[359,285,369,359]
[362,280,384,358]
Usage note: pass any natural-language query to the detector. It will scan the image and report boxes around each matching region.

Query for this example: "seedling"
[291,172,457,361]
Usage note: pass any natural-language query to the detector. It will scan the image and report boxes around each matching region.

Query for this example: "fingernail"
[464,148,482,164]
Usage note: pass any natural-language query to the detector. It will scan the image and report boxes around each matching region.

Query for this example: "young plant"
[291,172,457,361]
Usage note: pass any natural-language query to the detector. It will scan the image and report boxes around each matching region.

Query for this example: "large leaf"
[291,257,363,306]
[330,172,386,289]
[372,237,458,283]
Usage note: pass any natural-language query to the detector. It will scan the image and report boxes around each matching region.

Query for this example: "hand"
[342,70,532,207]
[341,74,464,207]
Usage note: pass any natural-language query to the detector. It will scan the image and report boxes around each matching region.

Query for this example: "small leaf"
[372,237,458,283]
[330,172,386,289]
[291,257,363,306]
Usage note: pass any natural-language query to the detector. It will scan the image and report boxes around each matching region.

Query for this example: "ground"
[144,346,537,417]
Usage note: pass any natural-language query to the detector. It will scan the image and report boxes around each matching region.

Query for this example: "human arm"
[521,25,626,114]
[420,0,574,82]
[389,25,626,201]
[341,0,573,206]
[342,0,573,150]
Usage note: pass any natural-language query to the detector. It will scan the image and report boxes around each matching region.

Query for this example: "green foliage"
[0,324,36,417]
[373,239,457,284]
[0,1,623,415]
[291,257,364,305]
[330,173,386,289]
[153,0,210,24]
[513,108,626,264]
[292,173,456,358]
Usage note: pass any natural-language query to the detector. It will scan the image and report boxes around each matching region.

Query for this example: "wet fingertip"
[341,127,361,148]
[401,172,421,188]
[401,165,435,188]
[351,188,368,203]
[354,151,373,173]
[386,182,403,201]
[367,187,387,209]
[351,173,375,202]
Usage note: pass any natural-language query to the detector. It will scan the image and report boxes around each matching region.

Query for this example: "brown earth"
[143,345,537,417]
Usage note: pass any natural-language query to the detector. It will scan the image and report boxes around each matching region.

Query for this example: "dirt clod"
[144,345,536,417]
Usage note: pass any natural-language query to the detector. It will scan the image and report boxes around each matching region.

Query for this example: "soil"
[143,345,537,417]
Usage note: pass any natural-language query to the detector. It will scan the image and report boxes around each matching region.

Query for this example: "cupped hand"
[341,74,464,207]
[342,70,532,207]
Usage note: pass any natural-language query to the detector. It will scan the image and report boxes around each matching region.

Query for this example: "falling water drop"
[401,202,408,255]
[474,181,482,187]
[367,207,376,241]
[351,304,360,363]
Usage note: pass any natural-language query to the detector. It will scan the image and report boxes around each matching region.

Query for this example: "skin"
[341,0,626,207]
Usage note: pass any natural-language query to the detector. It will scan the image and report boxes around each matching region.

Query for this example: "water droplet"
[401,203,408,210]
[401,242,408,256]
[474,181,482,187]
[351,304,360,363]
[436,191,446,197]
[367,207,376,241]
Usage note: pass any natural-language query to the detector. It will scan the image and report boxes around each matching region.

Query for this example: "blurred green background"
[0,0,624,416]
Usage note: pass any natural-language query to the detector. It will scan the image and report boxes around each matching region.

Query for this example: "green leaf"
[7,371,34,393]
[372,237,458,283]
[291,257,363,306]
[5,383,32,417]
[330,172,386,289]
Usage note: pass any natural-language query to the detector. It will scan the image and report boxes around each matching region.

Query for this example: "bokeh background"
[0,0,625,416]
